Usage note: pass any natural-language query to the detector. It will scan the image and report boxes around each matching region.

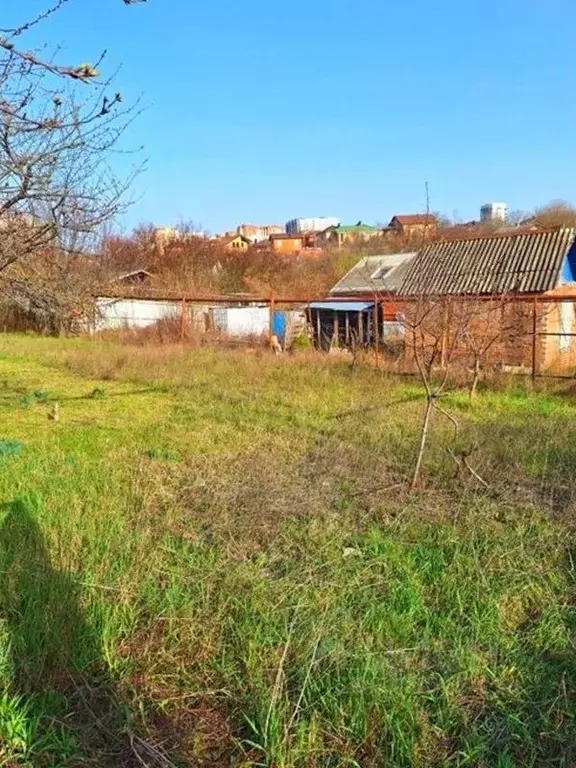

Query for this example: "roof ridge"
[424,226,576,247]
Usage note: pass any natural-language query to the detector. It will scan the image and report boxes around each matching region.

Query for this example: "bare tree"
[399,292,542,488]
[400,296,465,489]
[532,201,576,229]
[0,1,145,291]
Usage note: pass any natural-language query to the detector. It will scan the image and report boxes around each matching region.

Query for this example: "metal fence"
[92,291,576,380]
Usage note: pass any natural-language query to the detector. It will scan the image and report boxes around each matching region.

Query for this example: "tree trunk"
[411,397,434,491]
[469,357,481,401]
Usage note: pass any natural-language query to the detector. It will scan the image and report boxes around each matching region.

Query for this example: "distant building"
[285,217,340,235]
[480,202,508,223]
[154,227,182,254]
[154,227,206,254]
[220,234,251,251]
[237,223,284,243]
[318,222,379,247]
[269,232,321,254]
[386,214,438,238]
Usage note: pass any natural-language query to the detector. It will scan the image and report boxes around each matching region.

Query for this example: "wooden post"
[532,296,538,381]
[316,310,321,350]
[358,311,364,345]
[269,294,275,349]
[180,297,187,342]
[333,310,339,348]
[306,302,312,346]
[345,312,350,345]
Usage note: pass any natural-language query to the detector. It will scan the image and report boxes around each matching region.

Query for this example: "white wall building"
[480,202,508,223]
[285,216,340,235]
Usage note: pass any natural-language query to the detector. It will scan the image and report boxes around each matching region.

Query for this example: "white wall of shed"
[212,307,270,337]
[95,298,181,330]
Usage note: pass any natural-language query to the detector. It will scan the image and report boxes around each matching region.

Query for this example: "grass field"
[0,334,574,767]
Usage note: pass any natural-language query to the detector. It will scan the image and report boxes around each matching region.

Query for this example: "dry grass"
[0,336,574,766]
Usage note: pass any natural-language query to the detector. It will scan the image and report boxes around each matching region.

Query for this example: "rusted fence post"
[531,296,537,382]
[269,294,275,349]
[180,296,188,342]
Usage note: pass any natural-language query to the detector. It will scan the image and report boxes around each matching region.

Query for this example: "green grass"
[0,334,574,766]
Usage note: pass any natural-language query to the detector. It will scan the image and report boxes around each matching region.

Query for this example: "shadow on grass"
[0,500,169,767]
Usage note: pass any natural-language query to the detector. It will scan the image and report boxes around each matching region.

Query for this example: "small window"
[372,266,393,280]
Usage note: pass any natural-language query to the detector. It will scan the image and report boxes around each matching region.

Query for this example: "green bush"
[0,439,23,462]
[291,333,313,351]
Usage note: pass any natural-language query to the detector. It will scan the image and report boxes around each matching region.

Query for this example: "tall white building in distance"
[480,202,508,223]
[285,216,340,235]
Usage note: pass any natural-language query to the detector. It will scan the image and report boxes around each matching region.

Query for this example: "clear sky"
[13,0,576,233]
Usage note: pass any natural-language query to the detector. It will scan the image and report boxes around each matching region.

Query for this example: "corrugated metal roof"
[400,229,576,296]
[310,301,374,312]
[329,253,417,296]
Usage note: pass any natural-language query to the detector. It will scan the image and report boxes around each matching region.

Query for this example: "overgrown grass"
[0,334,574,766]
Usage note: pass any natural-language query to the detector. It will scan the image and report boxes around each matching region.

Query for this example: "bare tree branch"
[0,1,145,328]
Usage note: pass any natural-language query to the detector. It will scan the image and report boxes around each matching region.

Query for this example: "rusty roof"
[391,214,437,226]
[400,228,576,296]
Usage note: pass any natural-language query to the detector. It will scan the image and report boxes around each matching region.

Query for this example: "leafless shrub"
[398,295,532,489]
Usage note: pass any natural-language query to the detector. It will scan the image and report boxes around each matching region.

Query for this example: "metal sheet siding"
[400,229,576,296]
[95,298,180,330]
[213,307,270,337]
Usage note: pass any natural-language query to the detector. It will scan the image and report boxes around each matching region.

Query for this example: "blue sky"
[11,0,576,232]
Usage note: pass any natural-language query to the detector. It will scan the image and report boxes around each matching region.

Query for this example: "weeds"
[0,439,23,462]
[20,388,50,408]
[145,446,180,462]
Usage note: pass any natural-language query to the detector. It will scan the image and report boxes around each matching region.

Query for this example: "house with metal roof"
[310,231,576,369]
[317,222,380,247]
[396,228,576,372]
[386,214,438,238]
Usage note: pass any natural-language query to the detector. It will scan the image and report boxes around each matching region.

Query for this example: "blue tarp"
[272,311,287,339]
[309,301,374,312]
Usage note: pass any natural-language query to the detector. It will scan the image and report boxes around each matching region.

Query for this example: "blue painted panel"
[561,242,576,282]
[272,311,286,339]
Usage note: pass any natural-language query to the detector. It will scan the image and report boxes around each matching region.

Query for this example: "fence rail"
[91,292,576,381]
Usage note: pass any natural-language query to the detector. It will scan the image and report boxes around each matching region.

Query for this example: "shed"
[94,297,180,331]
[309,301,376,351]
